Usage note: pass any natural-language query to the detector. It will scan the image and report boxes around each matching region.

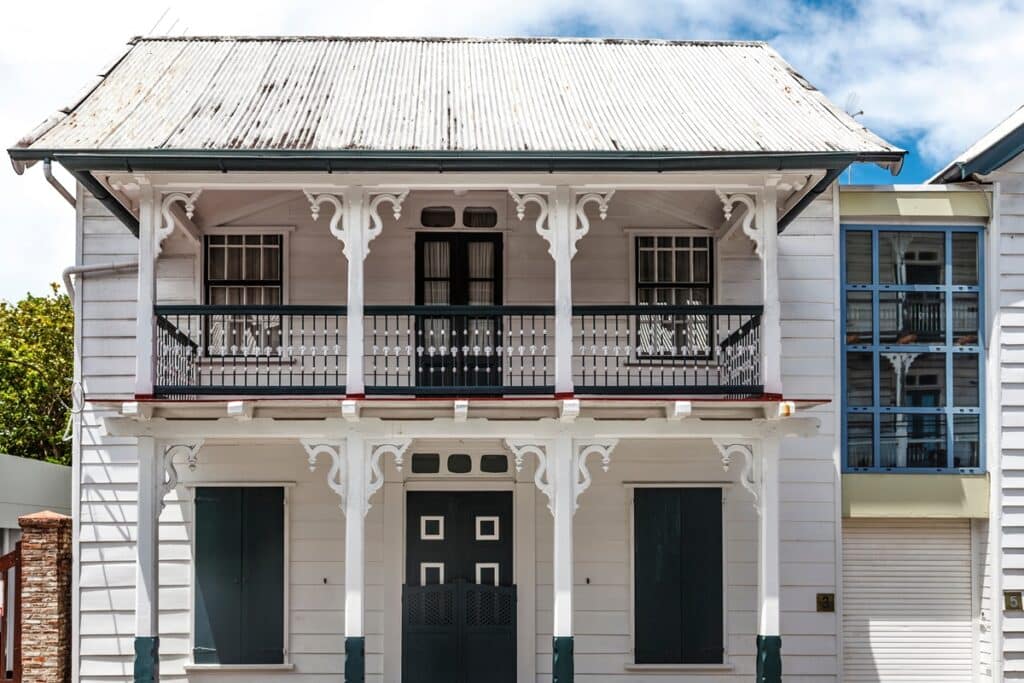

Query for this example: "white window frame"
[624,229,718,308]
[624,482,733,673]
[184,481,295,670]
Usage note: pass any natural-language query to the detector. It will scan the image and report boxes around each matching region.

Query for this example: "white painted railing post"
[135,184,158,397]
[757,436,782,682]
[759,181,782,396]
[552,187,576,396]
[133,436,160,681]
[343,190,368,396]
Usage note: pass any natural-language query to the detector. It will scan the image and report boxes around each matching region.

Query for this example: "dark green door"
[403,492,515,683]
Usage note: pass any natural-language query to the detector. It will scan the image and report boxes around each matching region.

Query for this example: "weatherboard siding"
[995,154,1024,678]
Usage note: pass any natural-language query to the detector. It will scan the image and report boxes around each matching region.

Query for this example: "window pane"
[879,413,947,468]
[226,247,243,280]
[846,414,874,468]
[845,292,872,342]
[637,236,654,249]
[421,206,456,228]
[953,294,980,345]
[244,245,261,280]
[953,415,980,468]
[953,354,980,407]
[879,292,945,344]
[879,353,945,407]
[423,281,450,305]
[844,231,872,284]
[209,246,225,280]
[675,249,691,283]
[952,233,979,285]
[657,236,672,249]
[693,250,709,283]
[638,249,654,282]
[656,250,673,283]
[462,207,498,228]
[423,241,450,278]
[468,282,494,305]
[468,242,494,279]
[263,247,281,280]
[845,353,873,406]
[879,231,944,285]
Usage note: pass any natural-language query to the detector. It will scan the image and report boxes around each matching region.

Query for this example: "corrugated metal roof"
[930,104,1024,182]
[13,36,902,162]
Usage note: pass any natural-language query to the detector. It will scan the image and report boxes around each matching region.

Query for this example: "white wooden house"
[6,36,930,683]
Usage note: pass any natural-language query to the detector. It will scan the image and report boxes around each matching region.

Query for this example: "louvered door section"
[842,519,974,682]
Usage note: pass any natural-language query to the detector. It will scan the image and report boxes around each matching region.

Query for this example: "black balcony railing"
[572,305,763,394]
[364,305,555,394]
[154,305,348,395]
[153,304,764,397]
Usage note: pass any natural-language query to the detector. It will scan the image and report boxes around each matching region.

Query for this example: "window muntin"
[841,226,984,473]
[634,236,713,358]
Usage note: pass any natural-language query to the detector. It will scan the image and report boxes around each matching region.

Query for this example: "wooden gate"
[0,543,21,682]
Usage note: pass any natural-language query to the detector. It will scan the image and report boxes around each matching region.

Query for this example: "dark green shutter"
[194,487,243,664]
[240,487,285,664]
[634,488,723,665]
[194,487,285,665]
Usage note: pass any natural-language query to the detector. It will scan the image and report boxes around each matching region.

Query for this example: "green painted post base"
[345,636,365,683]
[756,635,782,683]
[133,636,159,683]
[553,636,574,683]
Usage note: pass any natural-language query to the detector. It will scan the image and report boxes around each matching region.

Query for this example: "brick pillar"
[18,511,72,683]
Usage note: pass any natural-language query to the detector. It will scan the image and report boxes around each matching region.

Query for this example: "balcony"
[153,304,763,397]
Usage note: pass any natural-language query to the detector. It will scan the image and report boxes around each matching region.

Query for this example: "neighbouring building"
[12,34,1014,683]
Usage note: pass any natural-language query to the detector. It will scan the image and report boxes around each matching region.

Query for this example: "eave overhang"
[7,147,904,237]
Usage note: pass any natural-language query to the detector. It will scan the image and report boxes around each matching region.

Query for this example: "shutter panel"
[842,519,973,682]
[634,488,723,665]
[240,487,285,664]
[194,487,243,664]
[680,488,723,663]
[634,489,683,663]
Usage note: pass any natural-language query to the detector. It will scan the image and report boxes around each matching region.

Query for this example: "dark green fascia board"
[933,122,1024,183]
[70,168,140,236]
[10,148,903,237]
[777,166,842,231]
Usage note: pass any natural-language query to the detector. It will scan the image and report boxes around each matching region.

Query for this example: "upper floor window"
[634,235,713,358]
[842,226,984,473]
[205,234,283,305]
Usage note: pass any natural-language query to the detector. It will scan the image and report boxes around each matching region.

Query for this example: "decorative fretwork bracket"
[505,439,616,515]
[573,440,617,512]
[716,190,760,257]
[160,441,204,510]
[509,189,614,260]
[157,190,202,256]
[304,189,409,260]
[301,438,411,516]
[713,440,759,514]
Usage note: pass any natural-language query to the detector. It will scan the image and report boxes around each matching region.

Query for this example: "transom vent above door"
[410,452,510,476]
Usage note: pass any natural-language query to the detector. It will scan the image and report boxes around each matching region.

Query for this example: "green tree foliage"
[0,284,73,464]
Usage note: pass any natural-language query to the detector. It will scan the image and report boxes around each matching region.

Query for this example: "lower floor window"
[633,487,723,664]
[194,486,285,665]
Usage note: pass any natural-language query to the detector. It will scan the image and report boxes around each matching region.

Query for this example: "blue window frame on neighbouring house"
[841,225,984,473]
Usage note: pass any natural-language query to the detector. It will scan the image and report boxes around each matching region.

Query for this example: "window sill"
[184,664,295,673]
[624,663,734,674]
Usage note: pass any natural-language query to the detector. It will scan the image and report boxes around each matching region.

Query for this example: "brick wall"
[18,511,71,683]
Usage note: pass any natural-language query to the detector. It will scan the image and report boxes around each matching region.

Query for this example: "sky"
[1,0,1023,301]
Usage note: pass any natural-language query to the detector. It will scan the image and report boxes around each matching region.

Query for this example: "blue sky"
[1,0,1022,299]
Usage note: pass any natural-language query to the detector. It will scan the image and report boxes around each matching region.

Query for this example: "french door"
[415,233,503,390]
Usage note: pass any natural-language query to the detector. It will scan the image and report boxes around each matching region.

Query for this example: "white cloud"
[0,0,1020,300]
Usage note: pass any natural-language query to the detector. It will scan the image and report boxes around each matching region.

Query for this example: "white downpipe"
[62,261,138,299]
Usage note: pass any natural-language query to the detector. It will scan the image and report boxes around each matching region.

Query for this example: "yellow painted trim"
[842,473,989,518]
[839,190,990,218]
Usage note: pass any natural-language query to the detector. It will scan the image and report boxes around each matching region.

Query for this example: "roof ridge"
[127,35,769,47]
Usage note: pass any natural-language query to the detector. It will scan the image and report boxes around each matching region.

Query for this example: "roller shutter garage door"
[843,519,974,682]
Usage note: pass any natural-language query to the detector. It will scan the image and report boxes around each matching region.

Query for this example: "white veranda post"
[757,436,782,680]
[506,436,615,683]
[758,182,782,395]
[133,437,160,680]
[135,185,158,396]
[302,435,410,683]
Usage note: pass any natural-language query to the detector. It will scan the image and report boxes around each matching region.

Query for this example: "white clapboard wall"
[842,519,974,682]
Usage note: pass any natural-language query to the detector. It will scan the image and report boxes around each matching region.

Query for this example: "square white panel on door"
[475,515,499,540]
[420,515,445,540]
